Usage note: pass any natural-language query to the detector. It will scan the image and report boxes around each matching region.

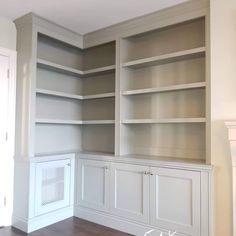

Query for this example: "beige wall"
[0,17,16,50]
[210,0,236,235]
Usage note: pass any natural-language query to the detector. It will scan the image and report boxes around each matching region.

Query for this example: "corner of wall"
[0,17,17,51]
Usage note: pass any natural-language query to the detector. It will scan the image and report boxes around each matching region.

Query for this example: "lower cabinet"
[77,159,110,212]
[35,158,73,216]
[77,159,210,236]
[110,163,150,223]
[150,167,201,236]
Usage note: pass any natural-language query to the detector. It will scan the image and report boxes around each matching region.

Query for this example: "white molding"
[12,206,74,233]
[74,206,160,236]
[84,0,209,47]
[225,121,236,236]
[0,46,17,226]
[14,13,83,49]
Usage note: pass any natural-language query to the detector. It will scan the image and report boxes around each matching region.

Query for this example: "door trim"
[0,47,16,226]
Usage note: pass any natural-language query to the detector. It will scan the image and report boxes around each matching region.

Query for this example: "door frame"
[0,46,16,226]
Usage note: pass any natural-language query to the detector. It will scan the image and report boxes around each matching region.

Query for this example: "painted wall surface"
[0,17,16,50]
[210,0,236,235]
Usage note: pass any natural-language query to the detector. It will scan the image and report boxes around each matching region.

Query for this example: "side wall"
[210,0,236,235]
[0,17,16,50]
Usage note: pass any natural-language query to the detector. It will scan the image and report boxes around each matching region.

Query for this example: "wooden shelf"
[83,92,115,100]
[122,82,206,96]
[36,119,115,125]
[122,118,206,124]
[37,59,84,76]
[36,89,83,100]
[36,89,115,100]
[82,120,115,124]
[36,119,83,125]
[122,47,206,68]
[37,59,115,77]
[83,65,115,77]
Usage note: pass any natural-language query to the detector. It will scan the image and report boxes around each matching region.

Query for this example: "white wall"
[210,0,236,235]
[0,17,16,51]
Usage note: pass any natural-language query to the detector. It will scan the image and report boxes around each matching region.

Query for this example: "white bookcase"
[35,33,116,155]
[119,17,207,161]
[13,2,212,235]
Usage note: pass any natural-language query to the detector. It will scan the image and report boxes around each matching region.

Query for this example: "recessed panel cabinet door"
[77,159,110,212]
[35,159,72,216]
[110,163,149,223]
[150,167,201,236]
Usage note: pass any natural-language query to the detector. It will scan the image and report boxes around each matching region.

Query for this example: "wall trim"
[12,206,74,233]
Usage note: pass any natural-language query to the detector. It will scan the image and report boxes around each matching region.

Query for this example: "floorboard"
[0,218,133,236]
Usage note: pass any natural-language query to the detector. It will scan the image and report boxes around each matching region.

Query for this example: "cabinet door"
[110,163,149,223]
[35,159,71,216]
[77,159,110,212]
[150,167,201,236]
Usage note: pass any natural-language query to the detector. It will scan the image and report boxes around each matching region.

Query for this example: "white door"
[150,167,201,236]
[77,159,110,212]
[0,54,10,226]
[35,159,72,216]
[110,163,149,223]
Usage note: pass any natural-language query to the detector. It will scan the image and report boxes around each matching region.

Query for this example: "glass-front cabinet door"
[35,159,71,216]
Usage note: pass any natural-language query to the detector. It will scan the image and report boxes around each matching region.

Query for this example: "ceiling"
[0,0,189,35]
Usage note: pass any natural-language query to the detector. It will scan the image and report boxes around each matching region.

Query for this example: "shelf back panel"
[37,33,84,70]
[83,42,116,70]
[36,95,82,120]
[122,89,205,120]
[122,18,205,62]
[121,58,205,91]
[82,125,115,154]
[35,124,82,155]
[120,123,205,160]
[37,67,83,95]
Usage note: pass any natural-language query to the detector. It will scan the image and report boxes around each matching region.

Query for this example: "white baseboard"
[12,206,74,233]
[74,206,167,236]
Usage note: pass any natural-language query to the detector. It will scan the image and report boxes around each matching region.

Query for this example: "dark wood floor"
[0,217,132,236]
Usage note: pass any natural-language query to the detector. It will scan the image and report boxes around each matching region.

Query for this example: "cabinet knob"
[104,166,109,170]
[143,171,149,175]
[149,172,153,175]
[67,163,71,167]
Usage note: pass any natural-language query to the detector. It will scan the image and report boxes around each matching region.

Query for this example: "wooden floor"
[0,217,132,236]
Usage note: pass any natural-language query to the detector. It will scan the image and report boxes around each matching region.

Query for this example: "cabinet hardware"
[104,166,109,170]
[143,171,149,175]
[67,163,71,167]
[149,172,153,175]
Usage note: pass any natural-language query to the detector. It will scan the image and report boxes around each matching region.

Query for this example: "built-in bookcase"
[24,14,208,162]
[35,33,116,155]
[119,17,206,160]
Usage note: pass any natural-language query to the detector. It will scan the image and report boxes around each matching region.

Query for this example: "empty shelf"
[122,118,206,124]
[122,82,206,95]
[36,89,83,100]
[37,58,115,77]
[36,89,115,100]
[122,47,206,68]
[36,119,115,125]
[36,119,83,125]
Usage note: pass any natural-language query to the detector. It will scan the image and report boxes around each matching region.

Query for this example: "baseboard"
[74,206,164,236]
[12,206,74,233]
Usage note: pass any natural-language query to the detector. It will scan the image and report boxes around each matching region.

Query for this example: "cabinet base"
[74,206,169,236]
[12,206,74,233]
